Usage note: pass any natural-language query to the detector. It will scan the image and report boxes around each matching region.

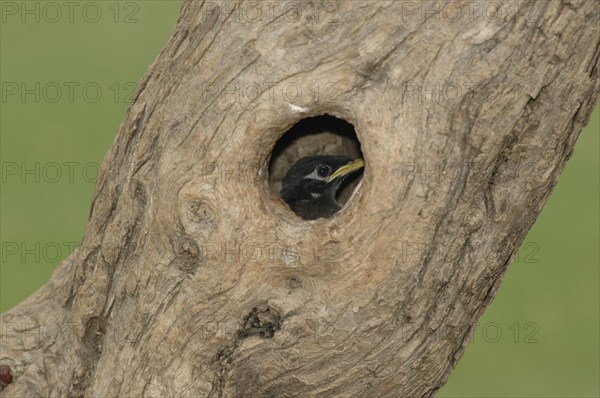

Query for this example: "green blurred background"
[1,1,598,396]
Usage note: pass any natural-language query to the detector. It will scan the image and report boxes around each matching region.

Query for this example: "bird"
[280,155,364,220]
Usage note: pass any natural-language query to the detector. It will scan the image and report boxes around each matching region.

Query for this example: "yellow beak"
[328,158,365,182]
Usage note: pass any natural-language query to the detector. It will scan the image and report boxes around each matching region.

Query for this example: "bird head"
[280,155,364,219]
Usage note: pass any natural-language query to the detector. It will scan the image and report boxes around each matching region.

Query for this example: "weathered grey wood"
[1,1,599,396]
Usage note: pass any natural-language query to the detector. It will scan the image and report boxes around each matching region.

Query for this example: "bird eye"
[316,165,331,178]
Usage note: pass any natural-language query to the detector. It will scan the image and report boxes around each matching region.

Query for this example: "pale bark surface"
[1,1,599,397]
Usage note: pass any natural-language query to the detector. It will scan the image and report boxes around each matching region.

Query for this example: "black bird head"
[280,155,364,220]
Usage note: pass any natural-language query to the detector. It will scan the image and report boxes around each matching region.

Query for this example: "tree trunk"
[1,1,599,396]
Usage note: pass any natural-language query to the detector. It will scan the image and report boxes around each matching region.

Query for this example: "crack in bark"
[70,316,107,397]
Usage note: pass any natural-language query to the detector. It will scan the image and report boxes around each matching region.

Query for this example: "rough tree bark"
[1,1,599,397]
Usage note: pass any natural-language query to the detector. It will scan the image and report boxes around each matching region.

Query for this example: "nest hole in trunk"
[268,114,364,218]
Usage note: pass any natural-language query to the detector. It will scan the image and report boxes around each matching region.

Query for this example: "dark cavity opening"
[269,114,364,220]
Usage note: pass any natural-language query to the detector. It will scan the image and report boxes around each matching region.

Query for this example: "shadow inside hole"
[269,114,364,216]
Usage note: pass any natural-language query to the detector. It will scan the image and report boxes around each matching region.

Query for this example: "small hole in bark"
[288,276,303,289]
[269,114,364,220]
[239,304,282,339]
